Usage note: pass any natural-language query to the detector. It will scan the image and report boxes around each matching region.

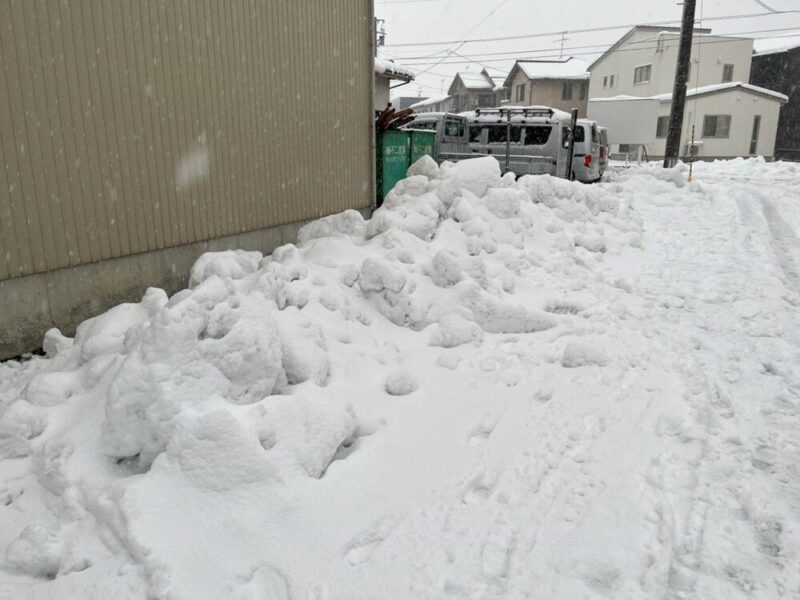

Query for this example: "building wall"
[375,75,391,111]
[589,89,782,159]
[750,49,800,160]
[590,30,753,99]
[0,0,374,357]
[505,71,588,116]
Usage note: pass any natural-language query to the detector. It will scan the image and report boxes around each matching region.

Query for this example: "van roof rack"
[475,107,555,118]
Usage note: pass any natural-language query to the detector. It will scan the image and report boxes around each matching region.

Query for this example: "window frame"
[515,83,526,102]
[633,64,652,85]
[562,82,573,101]
[602,76,608,89]
[702,114,732,139]
[722,63,734,83]
[609,74,616,88]
[656,115,669,138]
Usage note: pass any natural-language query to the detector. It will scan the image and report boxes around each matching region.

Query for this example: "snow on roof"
[588,25,712,71]
[409,94,450,109]
[517,58,590,80]
[590,82,788,104]
[374,57,415,81]
[456,71,494,90]
[753,37,800,57]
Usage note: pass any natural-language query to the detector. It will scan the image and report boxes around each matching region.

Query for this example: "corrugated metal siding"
[0,0,373,281]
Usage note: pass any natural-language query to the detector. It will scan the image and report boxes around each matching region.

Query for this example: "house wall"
[588,89,782,159]
[505,72,589,116]
[375,75,391,111]
[590,30,753,99]
[0,0,374,359]
[750,49,800,160]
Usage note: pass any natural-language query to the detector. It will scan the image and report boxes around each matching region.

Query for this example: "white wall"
[589,30,754,99]
[375,75,390,111]
[588,88,782,158]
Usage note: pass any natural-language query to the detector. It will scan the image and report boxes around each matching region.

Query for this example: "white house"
[409,94,451,113]
[374,58,415,112]
[587,26,786,159]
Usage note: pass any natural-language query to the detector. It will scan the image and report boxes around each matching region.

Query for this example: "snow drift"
[1,156,799,599]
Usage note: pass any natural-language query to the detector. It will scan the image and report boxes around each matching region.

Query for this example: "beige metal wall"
[0,0,373,282]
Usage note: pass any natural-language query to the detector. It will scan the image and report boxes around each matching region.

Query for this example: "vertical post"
[688,124,695,182]
[565,108,578,180]
[504,109,511,175]
[663,0,696,168]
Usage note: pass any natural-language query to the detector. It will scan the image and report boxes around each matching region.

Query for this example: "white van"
[400,112,471,162]
[565,119,601,183]
[464,107,573,178]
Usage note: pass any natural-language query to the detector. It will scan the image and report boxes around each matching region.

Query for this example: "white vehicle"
[567,119,602,183]
[464,107,572,178]
[400,112,471,162]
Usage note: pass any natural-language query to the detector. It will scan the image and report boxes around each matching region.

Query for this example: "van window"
[523,126,552,146]
[488,125,521,144]
[411,121,436,131]
[469,125,483,143]
[591,125,598,143]
[562,125,585,143]
[444,119,465,138]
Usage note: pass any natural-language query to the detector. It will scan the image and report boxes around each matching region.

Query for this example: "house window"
[515,84,526,102]
[562,82,573,101]
[722,64,734,83]
[603,76,608,89]
[579,81,588,101]
[750,115,761,154]
[656,115,670,138]
[702,115,732,138]
[634,64,652,85]
[609,74,616,88]
[478,94,494,107]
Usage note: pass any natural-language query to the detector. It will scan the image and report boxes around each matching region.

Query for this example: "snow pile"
[2,157,799,599]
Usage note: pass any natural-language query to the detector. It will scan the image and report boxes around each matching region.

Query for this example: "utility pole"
[663,0,696,168]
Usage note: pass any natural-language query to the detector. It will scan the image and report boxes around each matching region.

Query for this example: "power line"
[389,25,800,61]
[396,28,800,67]
[384,9,800,47]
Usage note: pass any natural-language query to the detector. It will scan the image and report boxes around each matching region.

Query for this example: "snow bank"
[2,157,798,599]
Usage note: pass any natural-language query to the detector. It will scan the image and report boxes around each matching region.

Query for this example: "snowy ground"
[1,156,799,600]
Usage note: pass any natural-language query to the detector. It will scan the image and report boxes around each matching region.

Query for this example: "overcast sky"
[376,0,800,98]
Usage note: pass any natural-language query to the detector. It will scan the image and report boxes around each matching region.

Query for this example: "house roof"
[409,94,451,109]
[587,25,712,71]
[449,70,495,93]
[502,58,589,88]
[589,82,788,104]
[374,57,415,82]
[753,37,800,57]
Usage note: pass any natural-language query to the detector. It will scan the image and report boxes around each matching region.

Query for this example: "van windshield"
[444,119,465,138]
[562,126,586,143]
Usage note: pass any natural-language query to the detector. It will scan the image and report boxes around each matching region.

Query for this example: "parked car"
[598,126,609,177]
[564,119,601,183]
[400,112,471,162]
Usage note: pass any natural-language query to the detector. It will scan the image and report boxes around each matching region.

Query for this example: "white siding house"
[587,26,785,159]
[375,58,415,112]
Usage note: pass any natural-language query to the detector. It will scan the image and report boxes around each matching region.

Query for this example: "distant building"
[750,41,800,161]
[502,58,590,116]
[448,69,507,113]
[409,94,451,113]
[394,96,429,110]
[375,58,415,112]
[587,25,785,160]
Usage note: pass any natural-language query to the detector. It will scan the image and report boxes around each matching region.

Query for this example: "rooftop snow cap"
[375,57,415,82]
[503,58,590,88]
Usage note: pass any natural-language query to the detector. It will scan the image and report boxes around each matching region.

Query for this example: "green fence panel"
[410,130,437,165]
[376,130,410,206]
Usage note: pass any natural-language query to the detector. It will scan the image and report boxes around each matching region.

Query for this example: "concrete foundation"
[0,214,368,361]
